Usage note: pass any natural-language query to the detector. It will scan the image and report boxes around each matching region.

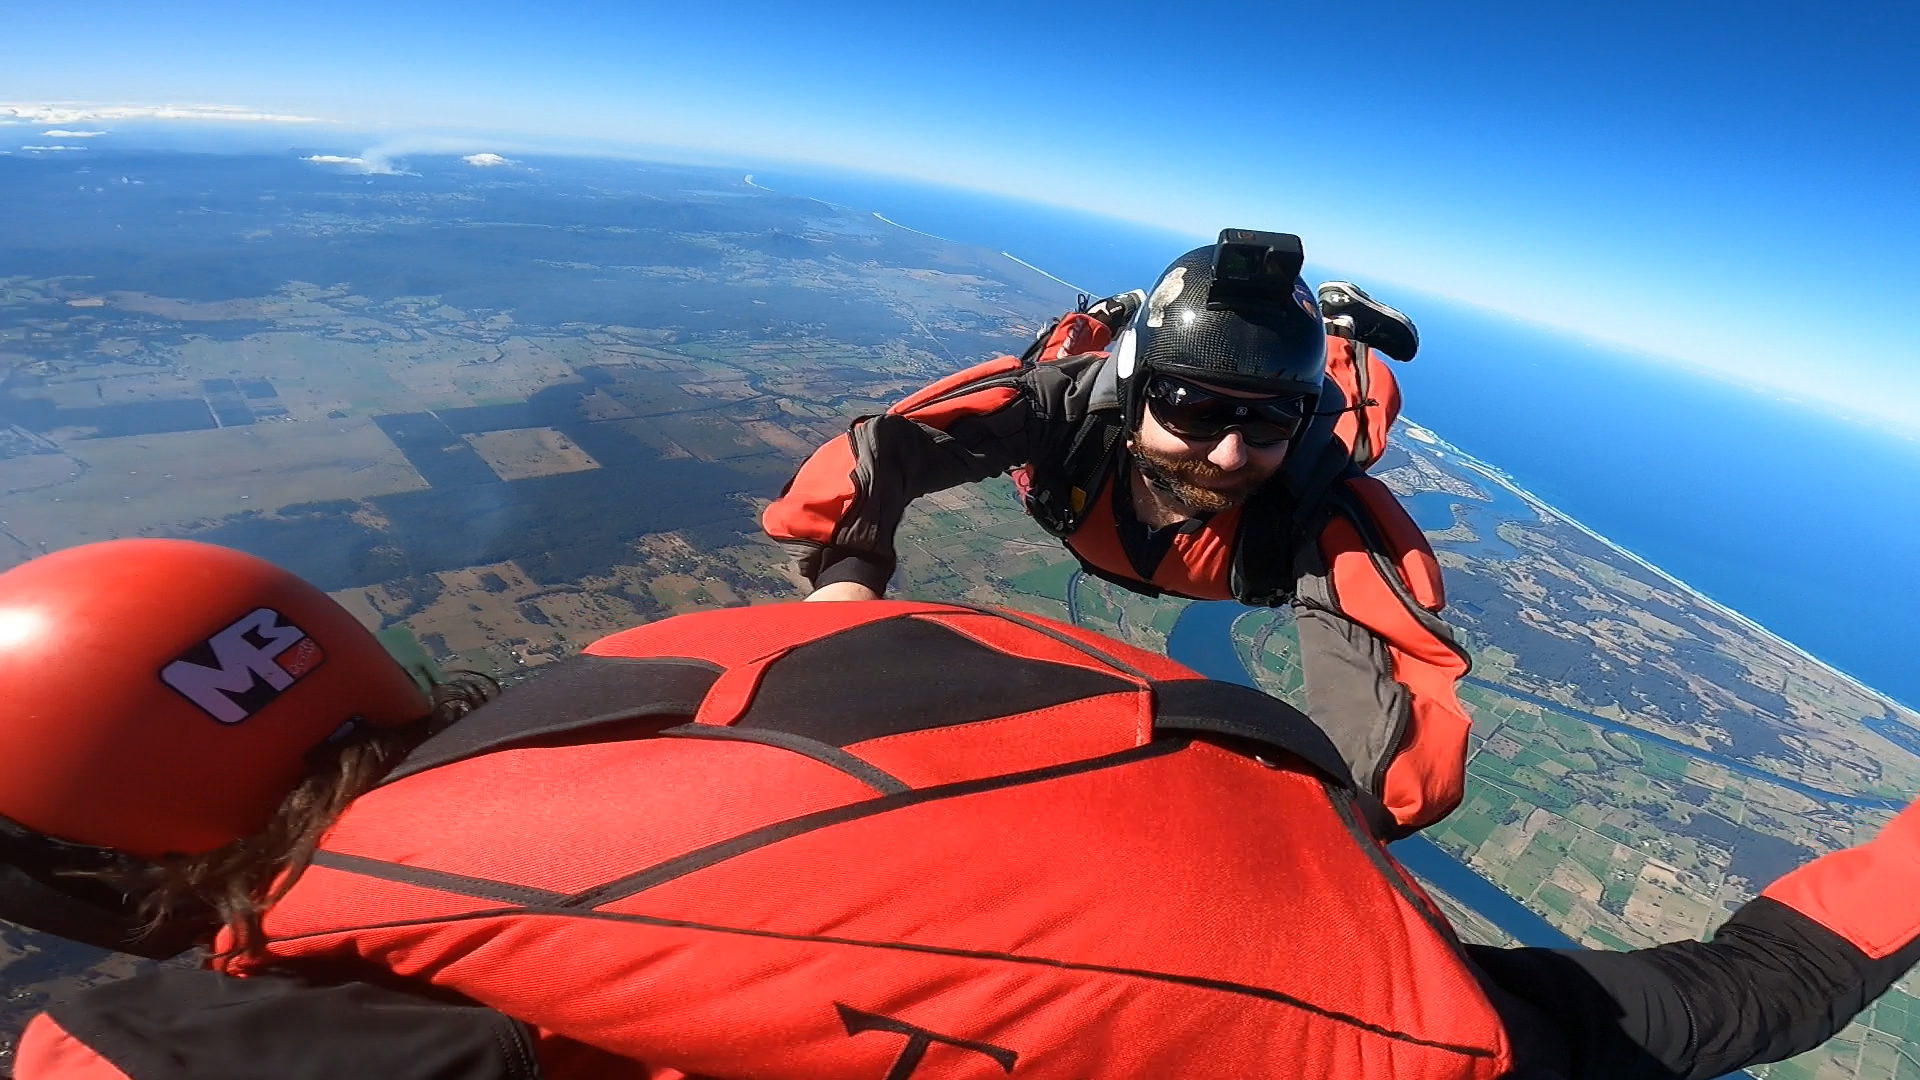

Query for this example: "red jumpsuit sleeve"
[762,310,1117,595]
[1296,474,1472,834]
[13,1014,132,1080]
[761,354,1039,594]
[1764,793,1920,959]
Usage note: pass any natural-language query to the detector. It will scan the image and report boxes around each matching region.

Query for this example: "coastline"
[1402,420,1917,721]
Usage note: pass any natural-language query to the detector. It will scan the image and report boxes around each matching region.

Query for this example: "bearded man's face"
[1130,381,1292,513]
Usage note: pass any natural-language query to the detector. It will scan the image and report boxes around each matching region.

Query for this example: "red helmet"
[0,539,430,859]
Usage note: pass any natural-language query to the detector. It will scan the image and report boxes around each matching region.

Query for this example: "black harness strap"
[45,970,546,1080]
[386,655,723,783]
[1152,679,1396,836]
[1150,679,1351,786]
[1026,408,1125,538]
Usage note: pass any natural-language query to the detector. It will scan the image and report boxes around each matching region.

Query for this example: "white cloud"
[0,103,325,126]
[462,152,512,167]
[42,129,107,138]
[301,152,412,176]
[21,145,86,152]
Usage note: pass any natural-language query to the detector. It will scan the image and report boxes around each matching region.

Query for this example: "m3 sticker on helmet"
[160,607,326,724]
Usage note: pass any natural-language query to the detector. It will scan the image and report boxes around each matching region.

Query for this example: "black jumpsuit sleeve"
[16,968,543,1080]
[760,353,1046,594]
[1469,897,1920,1080]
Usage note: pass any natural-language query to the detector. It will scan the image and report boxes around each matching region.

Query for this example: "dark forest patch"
[67,398,219,438]
[1444,562,1794,761]
[190,442,776,590]
[1680,810,1814,886]
[375,412,499,488]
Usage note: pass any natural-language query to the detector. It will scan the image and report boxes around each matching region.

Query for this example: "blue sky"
[4,0,1918,434]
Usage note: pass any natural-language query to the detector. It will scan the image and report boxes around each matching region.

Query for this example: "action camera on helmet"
[1208,230,1307,310]
[1120,230,1326,407]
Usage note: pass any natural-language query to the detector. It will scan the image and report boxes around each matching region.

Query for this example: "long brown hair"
[124,673,497,959]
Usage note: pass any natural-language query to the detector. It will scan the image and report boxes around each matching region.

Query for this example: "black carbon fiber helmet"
[1112,230,1326,427]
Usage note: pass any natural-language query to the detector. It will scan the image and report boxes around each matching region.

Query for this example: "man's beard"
[1132,443,1268,513]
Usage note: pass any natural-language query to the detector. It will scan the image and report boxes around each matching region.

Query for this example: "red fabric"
[13,1014,132,1080]
[1061,483,1242,602]
[1347,475,1447,612]
[1364,349,1403,455]
[691,657,776,727]
[1327,336,1366,465]
[291,737,880,898]
[241,741,1512,1079]
[850,691,1150,784]
[916,608,1193,685]
[1764,798,1920,959]
[225,604,1512,1079]
[892,384,1022,430]
[888,355,1023,415]
[1035,312,1113,362]
[1322,337,1402,470]
[759,431,861,550]
[1321,514,1472,830]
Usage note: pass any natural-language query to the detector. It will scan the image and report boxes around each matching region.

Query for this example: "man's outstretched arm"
[1294,474,1474,834]
[763,355,1041,597]
[1470,796,1920,1079]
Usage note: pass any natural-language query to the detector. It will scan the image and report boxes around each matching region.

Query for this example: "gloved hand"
[1083,289,1145,336]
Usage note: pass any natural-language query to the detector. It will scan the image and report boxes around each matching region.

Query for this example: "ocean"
[753,167,1920,711]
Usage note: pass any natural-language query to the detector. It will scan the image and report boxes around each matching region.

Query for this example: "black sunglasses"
[1142,376,1308,447]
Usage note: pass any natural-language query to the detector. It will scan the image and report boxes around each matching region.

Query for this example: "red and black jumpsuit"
[13,602,1920,1080]
[763,315,1470,832]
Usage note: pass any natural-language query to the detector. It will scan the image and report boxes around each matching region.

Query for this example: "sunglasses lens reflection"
[1146,378,1305,446]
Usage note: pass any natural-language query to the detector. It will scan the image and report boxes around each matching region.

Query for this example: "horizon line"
[4,102,1917,443]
